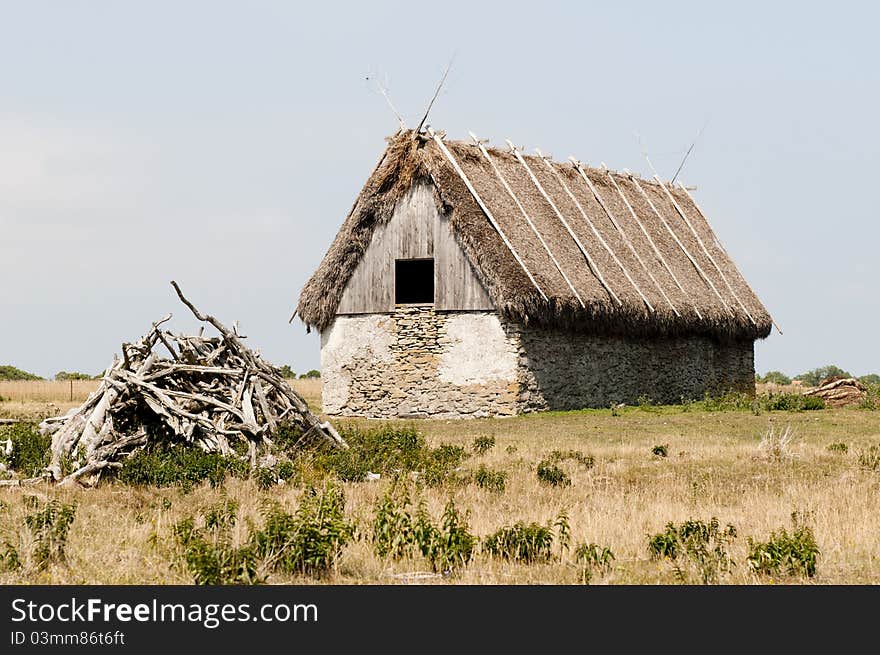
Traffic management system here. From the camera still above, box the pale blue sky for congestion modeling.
[1,1,877,379]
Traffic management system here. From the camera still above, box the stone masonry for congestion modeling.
[320,307,755,418]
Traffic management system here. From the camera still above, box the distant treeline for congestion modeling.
[758,365,880,387]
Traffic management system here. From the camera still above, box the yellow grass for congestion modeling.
[2,393,879,585]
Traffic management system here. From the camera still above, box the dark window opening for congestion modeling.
[395,258,434,304]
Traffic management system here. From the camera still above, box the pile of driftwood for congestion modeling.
[34,282,345,487]
[805,377,869,408]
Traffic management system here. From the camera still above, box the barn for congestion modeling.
[294,128,773,419]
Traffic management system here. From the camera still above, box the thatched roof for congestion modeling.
[295,129,773,341]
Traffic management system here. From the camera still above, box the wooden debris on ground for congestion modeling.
[804,377,868,408]
[30,281,345,487]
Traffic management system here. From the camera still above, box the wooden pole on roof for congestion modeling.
[602,168,683,318]
[551,157,653,312]
[628,176,735,317]
[489,140,585,307]
[654,177,757,326]
[676,183,783,335]
[427,127,548,301]
[532,150,621,306]
[571,159,658,313]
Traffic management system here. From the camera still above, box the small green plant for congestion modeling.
[484,522,555,563]
[536,460,571,487]
[574,542,615,583]
[2,423,51,477]
[826,442,848,454]
[483,514,570,564]
[117,445,248,491]
[652,444,669,458]
[473,465,507,493]
[23,498,78,570]
[255,460,299,490]
[472,435,495,455]
[647,517,738,584]
[251,483,355,577]
[412,500,476,574]
[548,450,594,468]
[858,445,880,471]
[173,509,259,585]
[505,444,518,455]
[372,489,416,560]
[610,403,623,417]
[637,395,660,413]
[747,512,819,578]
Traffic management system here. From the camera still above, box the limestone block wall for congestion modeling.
[511,324,755,412]
[319,307,755,418]
[320,306,520,418]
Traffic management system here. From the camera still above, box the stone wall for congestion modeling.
[512,324,755,412]
[320,308,755,418]
[320,306,520,419]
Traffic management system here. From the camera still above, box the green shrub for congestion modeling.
[372,490,416,560]
[2,423,50,477]
[313,426,466,485]
[859,374,880,386]
[54,371,93,381]
[0,365,42,381]
[574,542,615,583]
[747,514,819,578]
[412,500,476,574]
[794,365,851,387]
[472,435,495,455]
[652,444,669,458]
[117,445,248,491]
[173,503,260,585]
[760,371,792,385]
[473,465,507,493]
[826,442,848,454]
[23,498,78,570]
[647,517,737,584]
[298,370,321,379]
[483,514,570,564]
[548,450,594,468]
[536,461,571,487]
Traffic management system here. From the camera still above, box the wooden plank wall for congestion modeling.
[336,183,493,314]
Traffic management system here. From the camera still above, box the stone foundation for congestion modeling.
[319,307,755,418]
[512,324,754,412]
[320,306,520,418]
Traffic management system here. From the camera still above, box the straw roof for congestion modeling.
[295,130,772,341]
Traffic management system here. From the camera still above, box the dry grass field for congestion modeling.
[1,379,878,585]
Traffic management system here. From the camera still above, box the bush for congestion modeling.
[826,442,848,454]
[0,365,42,381]
[412,500,476,574]
[251,483,354,577]
[536,461,571,487]
[483,514,570,564]
[314,426,467,486]
[548,450,594,468]
[858,374,880,386]
[54,371,93,381]
[298,370,321,379]
[473,465,507,493]
[118,445,248,491]
[23,498,78,570]
[652,444,669,458]
[760,371,792,385]
[372,490,417,560]
[2,423,50,477]
[574,542,615,583]
[277,365,296,379]
[794,365,851,387]
[472,435,495,455]
[484,522,555,563]
[647,517,738,584]
[747,513,819,578]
